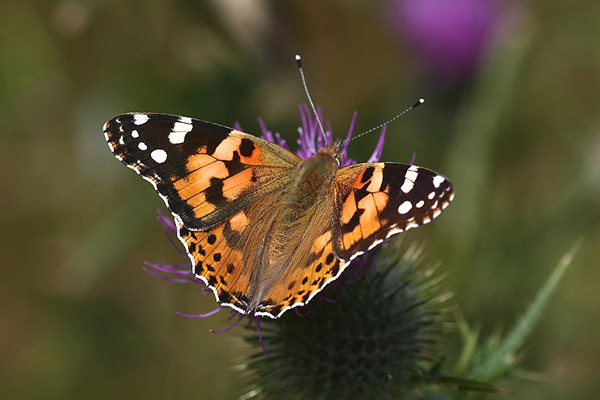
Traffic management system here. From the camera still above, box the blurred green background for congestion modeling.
[2,1,599,399]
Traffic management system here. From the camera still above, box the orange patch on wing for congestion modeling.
[222,168,254,200]
[212,137,241,160]
[341,191,357,224]
[352,171,367,189]
[352,223,363,246]
[229,210,249,231]
[312,231,332,253]
[357,194,382,237]
[343,231,354,250]
[372,191,389,213]
[343,221,364,250]
[184,153,214,172]
[366,168,383,193]
[191,196,217,217]
[173,160,229,201]
[239,147,261,164]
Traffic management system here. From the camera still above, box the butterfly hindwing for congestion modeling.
[104,113,301,230]
[332,163,453,260]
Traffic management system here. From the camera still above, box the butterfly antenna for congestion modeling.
[343,98,425,145]
[296,55,328,144]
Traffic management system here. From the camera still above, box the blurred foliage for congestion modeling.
[1,0,599,399]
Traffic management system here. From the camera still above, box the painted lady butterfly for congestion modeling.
[103,113,453,318]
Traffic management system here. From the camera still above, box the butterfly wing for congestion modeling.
[177,192,283,315]
[104,113,301,230]
[332,163,453,260]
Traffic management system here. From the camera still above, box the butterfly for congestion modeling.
[103,112,453,318]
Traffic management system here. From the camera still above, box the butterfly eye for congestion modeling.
[334,154,342,166]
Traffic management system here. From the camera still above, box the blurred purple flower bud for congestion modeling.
[387,0,503,85]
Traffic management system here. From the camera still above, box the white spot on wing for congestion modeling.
[428,191,436,200]
[401,180,414,193]
[406,221,419,230]
[398,200,413,214]
[401,165,419,193]
[173,121,193,133]
[368,239,384,251]
[416,200,424,208]
[169,131,188,144]
[131,130,139,138]
[133,114,149,125]
[151,149,167,163]
[433,175,445,188]
[138,142,147,151]
[386,227,404,239]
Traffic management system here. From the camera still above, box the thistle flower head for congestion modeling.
[242,243,451,399]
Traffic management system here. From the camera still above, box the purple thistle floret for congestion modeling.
[144,106,387,344]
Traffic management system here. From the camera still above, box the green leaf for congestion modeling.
[472,239,581,381]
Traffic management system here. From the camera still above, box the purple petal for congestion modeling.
[367,125,387,163]
[163,229,187,257]
[318,282,346,304]
[341,111,358,165]
[274,132,289,149]
[294,307,311,317]
[255,318,269,356]
[157,210,176,234]
[177,307,225,318]
[258,118,274,142]
[142,267,196,284]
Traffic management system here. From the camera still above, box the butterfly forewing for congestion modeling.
[104,113,300,230]
[332,162,453,260]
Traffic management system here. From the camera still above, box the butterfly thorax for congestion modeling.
[291,146,340,194]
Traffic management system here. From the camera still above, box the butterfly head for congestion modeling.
[298,146,341,185]
[319,143,343,167]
